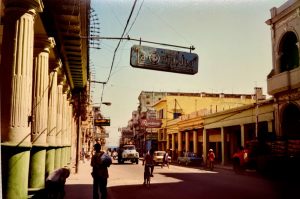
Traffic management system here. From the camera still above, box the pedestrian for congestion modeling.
[163,151,169,168]
[91,143,111,199]
[45,167,70,199]
[207,149,215,170]
[81,148,86,163]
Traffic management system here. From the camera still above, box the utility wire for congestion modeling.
[105,0,138,84]
[98,0,138,107]
[125,0,145,36]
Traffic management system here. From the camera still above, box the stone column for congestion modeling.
[171,133,175,160]
[0,1,43,198]
[185,131,189,152]
[267,120,273,133]
[46,59,60,176]
[178,131,182,156]
[67,103,73,165]
[55,78,64,169]
[221,127,225,165]
[240,124,245,147]
[193,130,198,155]
[202,129,207,163]
[29,36,54,192]
[166,133,170,150]
[61,88,69,167]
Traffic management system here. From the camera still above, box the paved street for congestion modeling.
[65,159,299,199]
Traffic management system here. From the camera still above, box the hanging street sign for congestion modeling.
[140,119,162,128]
[94,118,110,126]
[130,45,198,75]
[95,133,109,138]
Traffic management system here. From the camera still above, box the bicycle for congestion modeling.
[144,164,152,188]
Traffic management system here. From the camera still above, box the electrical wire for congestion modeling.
[105,0,138,84]
[125,0,145,36]
[98,0,138,107]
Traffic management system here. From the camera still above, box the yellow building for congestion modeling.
[153,91,259,158]
[155,96,273,165]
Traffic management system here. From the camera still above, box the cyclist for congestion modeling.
[143,149,154,185]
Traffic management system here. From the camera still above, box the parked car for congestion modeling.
[177,152,202,166]
[153,151,171,166]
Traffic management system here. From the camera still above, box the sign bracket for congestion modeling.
[81,35,195,51]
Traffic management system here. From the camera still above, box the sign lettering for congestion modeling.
[130,45,198,75]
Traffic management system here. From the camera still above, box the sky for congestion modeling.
[89,0,287,147]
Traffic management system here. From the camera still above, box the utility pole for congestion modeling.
[255,87,259,139]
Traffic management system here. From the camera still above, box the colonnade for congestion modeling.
[163,120,273,165]
[1,1,76,198]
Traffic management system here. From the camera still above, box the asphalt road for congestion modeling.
[65,159,299,199]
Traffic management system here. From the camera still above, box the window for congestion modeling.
[158,109,164,119]
[173,112,182,119]
[279,31,299,72]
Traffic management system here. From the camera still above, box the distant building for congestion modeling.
[153,90,259,155]
[134,90,259,153]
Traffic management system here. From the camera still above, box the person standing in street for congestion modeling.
[91,143,109,199]
[163,150,170,168]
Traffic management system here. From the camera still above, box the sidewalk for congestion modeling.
[64,160,93,199]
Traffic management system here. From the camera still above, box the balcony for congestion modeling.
[267,67,300,95]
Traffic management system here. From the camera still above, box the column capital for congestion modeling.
[4,0,44,13]
[63,85,70,94]
[49,59,62,73]
[34,36,55,55]
[58,74,67,86]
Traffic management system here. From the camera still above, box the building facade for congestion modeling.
[1,0,91,198]
[129,91,258,155]
[266,0,300,141]
[153,91,262,161]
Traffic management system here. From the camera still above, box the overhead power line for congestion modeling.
[106,0,138,84]
[93,0,138,108]
[125,0,145,36]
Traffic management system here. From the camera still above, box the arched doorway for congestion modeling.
[279,31,299,72]
[281,103,300,139]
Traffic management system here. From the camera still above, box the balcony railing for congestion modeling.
[267,67,300,95]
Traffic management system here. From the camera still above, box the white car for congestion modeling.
[118,145,139,164]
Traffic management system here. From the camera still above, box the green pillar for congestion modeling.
[46,147,56,176]
[67,146,72,164]
[1,0,43,198]
[29,36,54,194]
[61,147,67,167]
[55,148,62,169]
[46,61,60,176]
[2,146,31,199]
[29,147,46,189]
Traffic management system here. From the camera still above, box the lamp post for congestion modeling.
[91,102,111,149]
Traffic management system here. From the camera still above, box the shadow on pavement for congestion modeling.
[64,184,93,199]
[107,171,298,199]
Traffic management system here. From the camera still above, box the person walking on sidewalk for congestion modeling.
[91,143,111,199]
[207,149,215,170]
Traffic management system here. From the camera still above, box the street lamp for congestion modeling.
[91,102,112,106]
[102,102,112,106]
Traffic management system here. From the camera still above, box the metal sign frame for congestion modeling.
[94,118,110,126]
[130,45,198,75]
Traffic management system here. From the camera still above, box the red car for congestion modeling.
[232,142,259,173]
